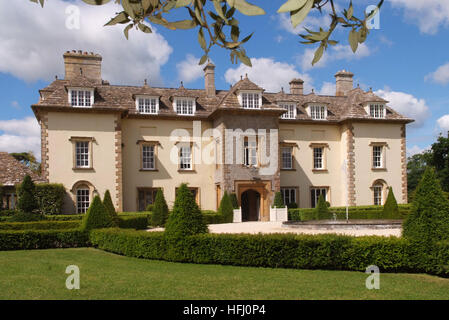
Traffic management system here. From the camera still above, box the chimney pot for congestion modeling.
[203,62,216,97]
[334,70,354,96]
[63,50,103,84]
[289,78,304,95]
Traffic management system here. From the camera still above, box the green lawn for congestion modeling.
[0,248,449,300]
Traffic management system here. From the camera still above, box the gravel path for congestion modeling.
[148,221,402,237]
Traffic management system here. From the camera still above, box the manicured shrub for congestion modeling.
[10,211,44,222]
[0,229,89,251]
[164,183,208,240]
[287,202,298,209]
[16,175,38,214]
[80,195,112,231]
[202,211,223,224]
[230,193,239,209]
[44,214,84,221]
[315,194,330,220]
[218,191,234,223]
[151,189,169,227]
[0,209,18,217]
[146,204,154,212]
[273,192,285,208]
[117,215,149,230]
[35,183,66,215]
[103,190,119,227]
[382,187,399,219]
[0,220,80,230]
[403,167,449,245]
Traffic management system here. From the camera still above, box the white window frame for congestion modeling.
[279,102,297,119]
[373,185,383,205]
[136,96,159,114]
[179,145,192,170]
[243,138,258,166]
[238,91,262,109]
[308,105,327,120]
[367,104,386,119]
[174,98,196,115]
[76,188,90,214]
[313,147,324,170]
[68,88,94,107]
[372,145,383,169]
[281,187,297,206]
[75,141,90,168]
[281,146,293,169]
[310,187,328,208]
[142,144,156,170]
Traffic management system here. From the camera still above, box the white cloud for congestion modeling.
[0,117,41,159]
[318,82,335,96]
[437,114,449,133]
[0,0,172,85]
[278,11,331,35]
[176,54,205,84]
[297,44,371,71]
[224,58,313,93]
[425,62,449,85]
[407,145,428,157]
[389,0,449,34]
[11,101,20,109]
[375,89,430,128]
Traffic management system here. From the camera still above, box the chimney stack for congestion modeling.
[203,62,216,97]
[63,50,102,84]
[289,78,304,95]
[334,70,354,96]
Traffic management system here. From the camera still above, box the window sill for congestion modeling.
[281,168,296,171]
[312,169,328,173]
[72,167,94,171]
[178,169,196,173]
[371,167,387,171]
[140,169,158,172]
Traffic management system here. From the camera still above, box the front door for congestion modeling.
[241,189,260,221]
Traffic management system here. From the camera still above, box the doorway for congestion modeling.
[241,189,260,221]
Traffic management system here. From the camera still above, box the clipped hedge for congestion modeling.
[0,220,80,230]
[88,228,449,276]
[35,184,66,215]
[289,204,411,221]
[117,215,149,230]
[44,214,84,221]
[0,229,89,251]
[0,209,17,217]
[202,211,223,224]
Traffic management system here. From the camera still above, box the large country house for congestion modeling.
[31,50,413,220]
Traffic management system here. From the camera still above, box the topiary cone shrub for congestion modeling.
[151,189,169,227]
[382,187,399,219]
[403,167,449,246]
[315,194,330,220]
[218,191,233,223]
[230,193,239,209]
[16,175,38,214]
[103,190,119,227]
[80,195,113,231]
[273,191,285,208]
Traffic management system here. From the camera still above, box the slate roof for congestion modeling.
[0,152,46,186]
[33,74,414,124]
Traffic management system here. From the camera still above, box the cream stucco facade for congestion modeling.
[32,51,413,218]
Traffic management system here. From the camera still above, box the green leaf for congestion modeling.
[225,6,236,18]
[30,0,45,8]
[104,12,130,26]
[358,27,368,43]
[213,0,228,22]
[290,0,313,28]
[82,0,111,4]
[349,29,358,53]
[175,0,192,8]
[138,23,152,33]
[328,40,338,45]
[142,0,152,11]
[198,28,207,50]
[199,54,208,65]
[346,1,354,20]
[225,0,265,16]
[241,32,253,43]
[166,19,197,29]
[235,50,252,66]
[123,24,133,40]
[231,26,240,42]
[312,45,324,65]
[122,0,136,19]
[277,0,307,14]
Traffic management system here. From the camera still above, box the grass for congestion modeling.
[0,248,449,300]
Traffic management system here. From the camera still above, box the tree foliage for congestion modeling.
[151,188,169,226]
[16,175,38,213]
[218,191,234,223]
[273,191,285,208]
[164,183,208,239]
[382,187,399,219]
[403,167,449,245]
[229,193,239,209]
[30,0,383,67]
[103,190,119,226]
[10,152,41,174]
[81,195,113,231]
[314,194,329,220]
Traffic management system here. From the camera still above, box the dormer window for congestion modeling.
[309,105,327,120]
[174,98,195,115]
[239,92,261,109]
[136,96,158,114]
[369,104,386,118]
[279,102,297,119]
[69,88,94,107]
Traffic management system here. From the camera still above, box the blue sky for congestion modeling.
[1,0,449,160]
